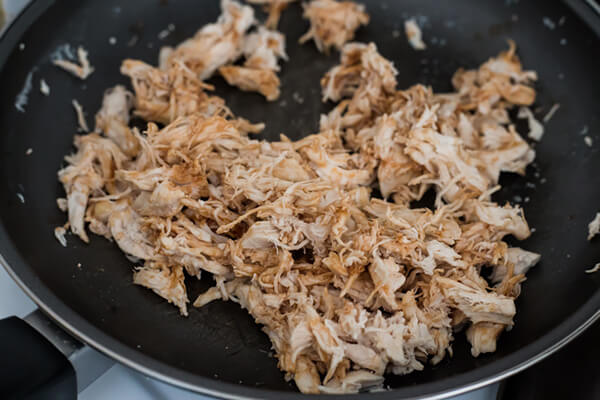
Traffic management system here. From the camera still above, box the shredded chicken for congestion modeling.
[299,0,369,53]
[586,263,600,274]
[164,0,255,80]
[133,262,189,315]
[518,106,544,141]
[247,0,297,29]
[72,99,89,132]
[121,58,230,124]
[220,66,281,100]
[321,41,535,206]
[219,26,287,100]
[54,226,67,247]
[53,46,94,80]
[588,212,600,240]
[56,9,542,393]
[405,19,426,50]
[94,85,139,157]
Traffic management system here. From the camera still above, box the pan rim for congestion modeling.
[1,1,599,399]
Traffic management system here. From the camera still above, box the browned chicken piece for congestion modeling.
[95,85,140,157]
[121,59,229,124]
[220,65,281,101]
[57,14,541,392]
[247,0,297,29]
[165,0,255,80]
[299,0,369,53]
[58,134,128,242]
[219,26,287,100]
[242,26,287,71]
[321,41,537,205]
[133,262,189,316]
[452,40,537,109]
[321,42,397,127]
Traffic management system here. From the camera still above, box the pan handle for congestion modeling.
[0,309,114,398]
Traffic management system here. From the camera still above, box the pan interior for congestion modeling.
[0,0,598,395]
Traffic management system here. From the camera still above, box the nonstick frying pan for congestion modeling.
[0,0,599,398]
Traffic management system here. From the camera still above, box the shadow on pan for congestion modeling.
[0,0,598,398]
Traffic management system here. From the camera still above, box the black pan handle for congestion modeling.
[0,310,114,399]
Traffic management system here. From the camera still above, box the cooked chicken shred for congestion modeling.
[164,0,255,80]
[247,0,297,29]
[219,26,288,100]
[586,263,600,274]
[72,99,89,132]
[53,46,94,80]
[56,2,542,393]
[404,19,426,50]
[299,0,369,53]
[518,106,544,141]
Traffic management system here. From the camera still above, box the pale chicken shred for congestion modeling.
[246,0,297,29]
[57,4,542,393]
[53,46,95,80]
[404,19,426,50]
[159,0,288,100]
[164,0,255,80]
[219,26,288,100]
[299,0,369,53]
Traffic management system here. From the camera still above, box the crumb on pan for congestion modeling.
[405,18,426,50]
[40,79,50,96]
[72,99,89,132]
[543,103,560,123]
[518,106,544,141]
[219,66,281,100]
[219,26,287,100]
[54,226,67,247]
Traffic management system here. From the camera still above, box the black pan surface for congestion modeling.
[0,0,599,398]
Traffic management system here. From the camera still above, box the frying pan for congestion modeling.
[0,0,599,398]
